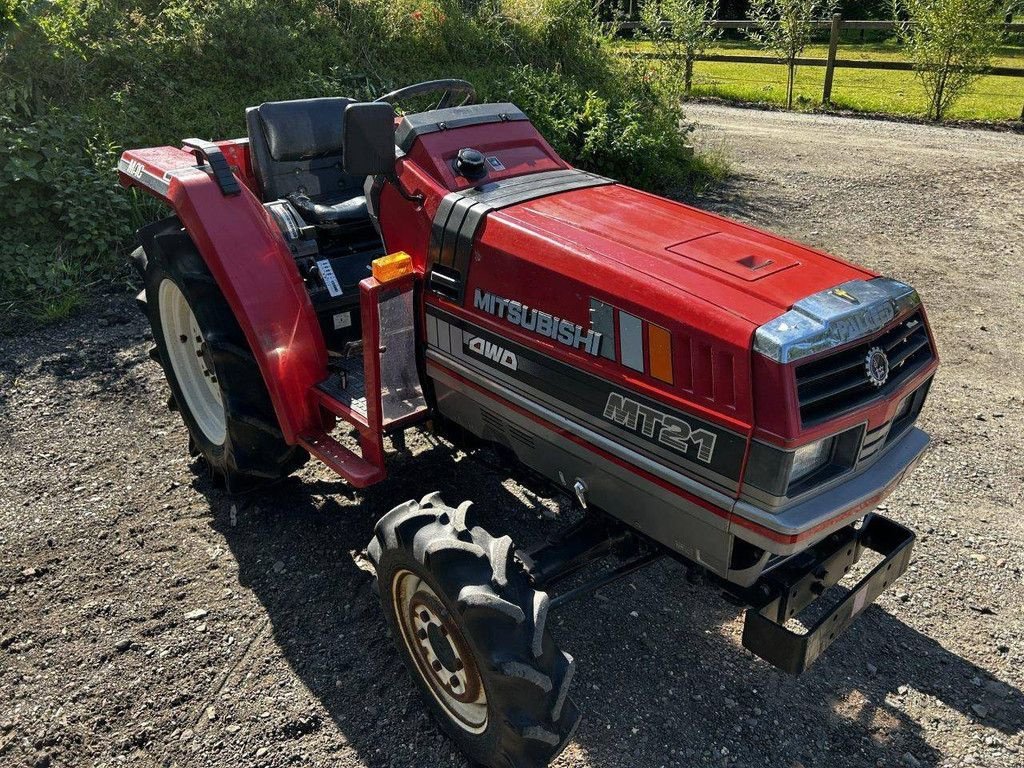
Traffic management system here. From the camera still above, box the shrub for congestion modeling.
[893,0,1009,121]
[639,0,721,95]
[747,0,838,108]
[0,0,711,326]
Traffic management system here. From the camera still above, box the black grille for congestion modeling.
[796,312,933,425]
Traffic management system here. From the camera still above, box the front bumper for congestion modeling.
[740,514,915,674]
[732,426,929,555]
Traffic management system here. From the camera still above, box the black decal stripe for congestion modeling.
[429,193,462,267]
[426,308,746,489]
[454,202,489,278]
[426,169,613,304]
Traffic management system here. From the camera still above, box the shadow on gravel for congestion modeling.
[0,296,151,445]
[191,439,1024,768]
[682,174,779,227]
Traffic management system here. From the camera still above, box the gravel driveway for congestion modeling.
[2,105,1023,768]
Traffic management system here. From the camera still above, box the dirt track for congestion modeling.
[2,104,1024,768]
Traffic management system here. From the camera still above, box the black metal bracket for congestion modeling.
[548,551,662,611]
[740,514,916,675]
[517,511,661,610]
[518,512,634,589]
[182,138,241,196]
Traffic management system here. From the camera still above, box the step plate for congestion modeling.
[298,432,383,488]
[318,356,367,418]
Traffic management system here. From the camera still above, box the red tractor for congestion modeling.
[119,80,938,767]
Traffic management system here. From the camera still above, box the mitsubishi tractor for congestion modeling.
[119,80,939,767]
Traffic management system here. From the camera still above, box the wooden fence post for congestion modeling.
[822,13,842,106]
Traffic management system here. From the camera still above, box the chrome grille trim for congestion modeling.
[754,277,921,364]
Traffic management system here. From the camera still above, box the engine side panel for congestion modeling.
[427,357,735,578]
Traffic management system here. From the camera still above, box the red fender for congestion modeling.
[119,144,328,444]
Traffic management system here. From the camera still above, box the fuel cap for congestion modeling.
[455,147,486,178]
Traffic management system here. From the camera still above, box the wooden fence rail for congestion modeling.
[618,15,1024,113]
[614,19,1024,33]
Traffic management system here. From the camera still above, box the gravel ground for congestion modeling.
[2,105,1023,768]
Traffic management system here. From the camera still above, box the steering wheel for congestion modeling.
[375,79,477,112]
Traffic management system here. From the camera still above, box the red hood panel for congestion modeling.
[497,183,872,327]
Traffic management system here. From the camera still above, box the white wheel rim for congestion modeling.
[392,569,488,733]
[158,279,227,446]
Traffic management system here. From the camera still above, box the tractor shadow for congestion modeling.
[202,436,1024,768]
[0,291,158,442]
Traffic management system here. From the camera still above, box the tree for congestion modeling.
[640,0,721,95]
[893,0,1007,121]
[746,0,837,108]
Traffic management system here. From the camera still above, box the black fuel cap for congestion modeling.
[455,147,486,178]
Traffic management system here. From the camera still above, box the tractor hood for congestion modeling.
[492,181,873,329]
[394,103,871,332]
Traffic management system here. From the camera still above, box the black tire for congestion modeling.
[368,493,580,768]
[140,226,307,492]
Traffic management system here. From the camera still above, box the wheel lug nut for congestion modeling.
[179,334,188,343]
[431,660,443,672]
[449,676,459,688]
[417,628,427,640]
[419,611,430,623]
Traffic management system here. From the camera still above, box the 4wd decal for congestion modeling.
[603,393,718,463]
[466,336,518,371]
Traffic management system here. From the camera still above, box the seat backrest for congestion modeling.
[246,97,365,201]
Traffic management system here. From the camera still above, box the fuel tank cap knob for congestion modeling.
[455,147,486,178]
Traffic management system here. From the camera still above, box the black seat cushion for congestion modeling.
[246,97,370,229]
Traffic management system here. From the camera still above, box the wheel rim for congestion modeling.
[158,279,227,446]
[392,569,488,733]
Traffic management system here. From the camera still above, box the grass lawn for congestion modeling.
[613,39,1024,121]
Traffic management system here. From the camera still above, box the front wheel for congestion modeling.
[367,494,580,768]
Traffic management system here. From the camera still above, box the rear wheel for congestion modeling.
[140,226,306,491]
[368,494,580,768]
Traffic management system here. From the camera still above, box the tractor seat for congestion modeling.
[246,97,370,230]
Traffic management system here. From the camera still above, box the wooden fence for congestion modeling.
[617,16,1024,115]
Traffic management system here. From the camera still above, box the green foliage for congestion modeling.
[0,109,133,326]
[0,0,709,327]
[747,0,838,107]
[893,0,1007,120]
[640,0,721,93]
[496,64,703,191]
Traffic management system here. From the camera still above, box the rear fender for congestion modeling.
[120,146,328,444]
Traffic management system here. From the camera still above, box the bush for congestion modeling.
[0,0,712,326]
[893,0,1009,121]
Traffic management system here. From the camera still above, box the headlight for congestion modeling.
[743,427,861,503]
[789,437,835,484]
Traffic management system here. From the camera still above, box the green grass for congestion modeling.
[614,38,1024,121]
